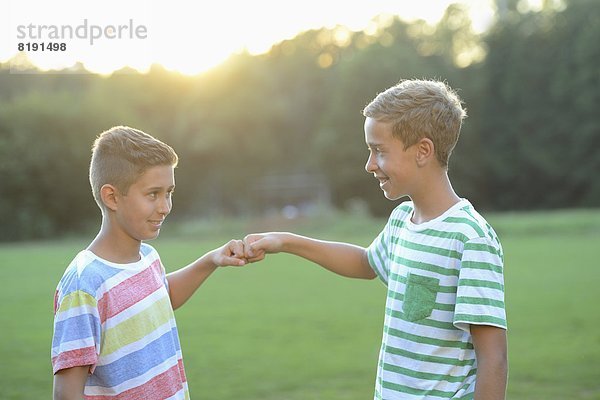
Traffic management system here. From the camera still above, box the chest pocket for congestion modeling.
[403,273,440,322]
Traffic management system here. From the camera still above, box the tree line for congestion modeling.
[0,0,598,241]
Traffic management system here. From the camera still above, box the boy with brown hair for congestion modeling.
[244,79,508,399]
[52,126,246,399]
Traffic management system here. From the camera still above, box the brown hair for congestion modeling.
[363,79,467,167]
[89,126,178,210]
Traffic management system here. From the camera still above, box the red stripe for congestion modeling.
[86,363,186,400]
[52,346,97,374]
[177,358,187,383]
[97,260,164,323]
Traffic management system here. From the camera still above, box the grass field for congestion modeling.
[0,210,599,399]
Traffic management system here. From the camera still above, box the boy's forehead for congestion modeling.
[135,165,175,187]
[365,118,394,142]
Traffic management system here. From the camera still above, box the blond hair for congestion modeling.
[89,126,178,210]
[363,79,467,167]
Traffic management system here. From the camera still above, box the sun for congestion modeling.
[2,0,495,76]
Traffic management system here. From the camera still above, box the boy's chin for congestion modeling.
[142,230,161,241]
[383,191,406,201]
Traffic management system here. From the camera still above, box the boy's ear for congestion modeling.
[415,138,435,167]
[100,184,119,211]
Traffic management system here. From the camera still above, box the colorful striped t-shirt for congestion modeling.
[52,243,190,399]
[367,199,506,400]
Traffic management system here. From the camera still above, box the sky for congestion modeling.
[2,0,502,75]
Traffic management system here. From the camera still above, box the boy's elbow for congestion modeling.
[359,251,376,280]
[362,269,377,280]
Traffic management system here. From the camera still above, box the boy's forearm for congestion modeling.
[166,253,218,310]
[472,325,508,400]
[53,366,88,400]
[278,233,376,279]
[474,357,508,400]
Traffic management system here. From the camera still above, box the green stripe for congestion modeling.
[384,341,475,367]
[386,326,474,350]
[458,278,504,291]
[390,218,406,229]
[389,204,412,228]
[383,362,476,383]
[464,242,501,257]
[57,290,97,313]
[461,260,503,274]
[385,307,456,330]
[459,392,474,400]
[445,216,486,237]
[379,235,389,256]
[367,250,376,269]
[415,228,470,243]
[391,255,460,276]
[457,296,505,308]
[381,380,456,398]
[389,272,457,293]
[373,245,388,280]
[391,236,462,260]
[388,289,456,312]
[454,314,507,328]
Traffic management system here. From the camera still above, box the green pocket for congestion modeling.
[403,273,440,322]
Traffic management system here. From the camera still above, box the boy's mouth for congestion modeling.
[375,176,389,187]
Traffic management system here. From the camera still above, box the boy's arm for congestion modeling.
[53,366,89,400]
[166,239,246,310]
[471,325,508,400]
[244,232,376,279]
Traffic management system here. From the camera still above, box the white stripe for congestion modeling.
[380,363,474,394]
[96,319,176,366]
[85,354,180,395]
[54,303,98,323]
[459,285,504,302]
[455,303,506,319]
[164,386,188,400]
[102,285,168,329]
[52,337,96,356]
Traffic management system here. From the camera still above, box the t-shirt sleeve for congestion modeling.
[366,224,391,285]
[51,289,101,374]
[454,237,507,332]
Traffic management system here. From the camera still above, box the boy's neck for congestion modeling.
[410,170,461,225]
[88,220,142,264]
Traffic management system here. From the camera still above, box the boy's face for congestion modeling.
[364,117,418,201]
[113,165,175,242]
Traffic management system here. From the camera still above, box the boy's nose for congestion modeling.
[365,153,377,173]
[158,198,172,215]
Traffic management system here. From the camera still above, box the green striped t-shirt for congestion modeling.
[367,199,506,399]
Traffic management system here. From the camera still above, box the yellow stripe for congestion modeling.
[102,295,173,356]
[57,290,97,313]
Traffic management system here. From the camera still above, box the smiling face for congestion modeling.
[364,117,418,201]
[112,165,175,243]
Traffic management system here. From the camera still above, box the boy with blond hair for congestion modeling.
[52,126,246,399]
[244,79,508,399]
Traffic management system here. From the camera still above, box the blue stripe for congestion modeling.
[53,313,101,347]
[89,327,180,387]
[58,259,123,295]
[140,243,155,257]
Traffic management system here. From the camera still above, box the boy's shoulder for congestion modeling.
[388,200,415,221]
[448,200,501,244]
[57,243,159,298]
[387,199,500,244]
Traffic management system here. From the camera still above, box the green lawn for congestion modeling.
[0,210,598,399]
